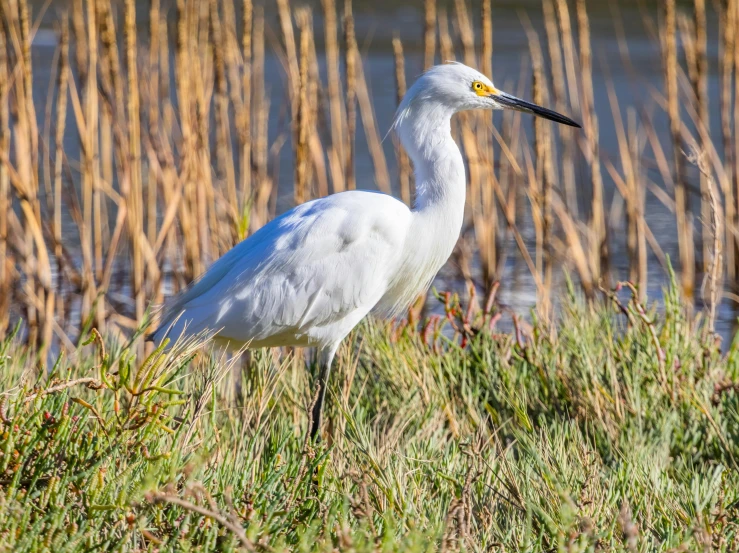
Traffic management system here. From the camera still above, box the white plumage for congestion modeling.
[157,191,412,348]
[152,62,579,439]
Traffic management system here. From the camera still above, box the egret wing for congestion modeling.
[154,192,411,348]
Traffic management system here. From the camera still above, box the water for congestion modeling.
[23,0,738,340]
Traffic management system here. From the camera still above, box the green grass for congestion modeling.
[0,279,738,552]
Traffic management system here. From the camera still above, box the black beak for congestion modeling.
[494,92,581,128]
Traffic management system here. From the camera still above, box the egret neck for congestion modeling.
[395,99,466,276]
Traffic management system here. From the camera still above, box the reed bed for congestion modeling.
[0,0,735,358]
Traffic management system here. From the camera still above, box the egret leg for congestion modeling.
[310,344,338,441]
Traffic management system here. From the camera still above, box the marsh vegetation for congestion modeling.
[1,0,738,550]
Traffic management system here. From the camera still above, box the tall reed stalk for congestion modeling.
[322,0,345,194]
[343,0,357,191]
[392,36,412,206]
[721,0,737,280]
[526,21,555,316]
[0,18,9,332]
[424,0,436,70]
[575,0,607,284]
[664,0,694,297]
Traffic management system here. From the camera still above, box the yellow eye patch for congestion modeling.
[471,80,497,96]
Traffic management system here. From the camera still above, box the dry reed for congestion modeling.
[392,36,412,206]
[664,0,694,297]
[0,0,732,351]
[343,0,357,191]
[575,0,607,284]
[424,0,436,69]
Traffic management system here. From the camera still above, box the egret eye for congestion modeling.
[471,81,488,96]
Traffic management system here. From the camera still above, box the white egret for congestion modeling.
[151,62,580,439]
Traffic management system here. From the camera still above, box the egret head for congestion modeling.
[395,62,580,128]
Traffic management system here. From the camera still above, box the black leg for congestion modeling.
[309,345,337,441]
